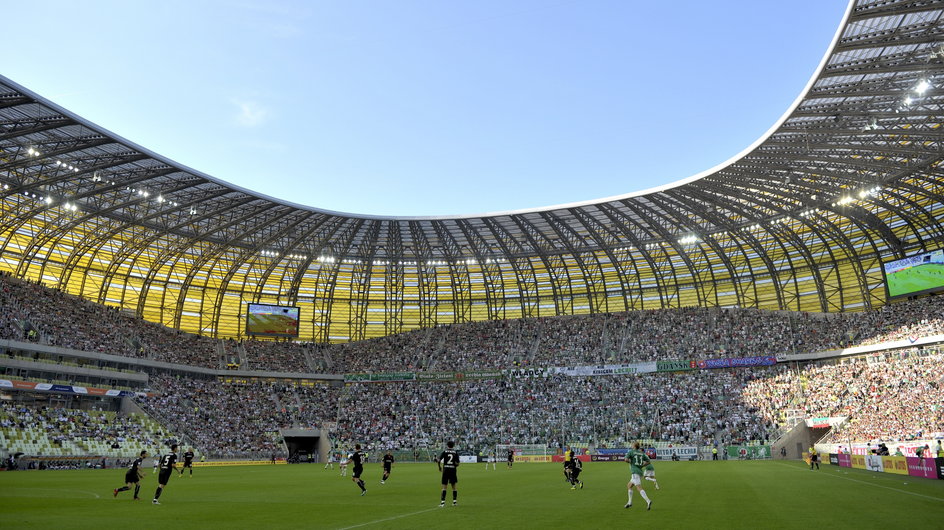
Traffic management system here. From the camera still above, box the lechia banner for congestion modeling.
[506,367,553,378]
[656,360,693,373]
[653,446,698,459]
[552,362,656,377]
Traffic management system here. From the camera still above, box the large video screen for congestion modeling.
[246,303,300,337]
[882,248,944,299]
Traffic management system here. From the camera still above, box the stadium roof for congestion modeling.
[1,0,943,342]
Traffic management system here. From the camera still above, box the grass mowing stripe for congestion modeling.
[774,462,944,503]
[335,507,440,529]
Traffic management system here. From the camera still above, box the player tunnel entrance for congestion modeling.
[281,428,329,463]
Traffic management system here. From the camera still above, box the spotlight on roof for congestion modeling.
[914,78,931,95]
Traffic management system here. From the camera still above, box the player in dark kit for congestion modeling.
[381,451,394,484]
[347,444,367,495]
[563,446,574,483]
[569,456,584,489]
[179,448,195,477]
[438,440,460,507]
[153,444,178,505]
[113,450,148,500]
[507,449,515,468]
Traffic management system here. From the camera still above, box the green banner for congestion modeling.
[462,370,503,380]
[416,370,504,382]
[726,445,771,459]
[344,372,415,383]
[656,360,693,372]
[417,372,459,382]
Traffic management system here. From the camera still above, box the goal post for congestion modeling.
[496,444,551,462]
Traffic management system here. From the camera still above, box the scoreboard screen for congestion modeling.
[246,303,300,337]
[882,248,944,299]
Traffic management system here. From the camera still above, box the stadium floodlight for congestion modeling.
[914,78,930,94]
[903,95,913,106]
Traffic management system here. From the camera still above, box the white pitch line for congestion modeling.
[776,462,944,502]
[336,507,440,529]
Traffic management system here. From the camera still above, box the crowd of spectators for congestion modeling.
[332,367,779,456]
[0,401,164,453]
[2,272,943,459]
[3,351,939,459]
[3,273,944,375]
[0,274,221,368]
[136,374,340,459]
[742,348,944,444]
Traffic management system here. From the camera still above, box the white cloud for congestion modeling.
[231,98,270,127]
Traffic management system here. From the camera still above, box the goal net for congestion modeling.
[496,444,551,462]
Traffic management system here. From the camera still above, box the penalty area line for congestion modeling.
[336,507,440,529]
[775,462,944,502]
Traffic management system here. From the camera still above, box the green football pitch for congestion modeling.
[1,460,942,529]
[886,263,944,297]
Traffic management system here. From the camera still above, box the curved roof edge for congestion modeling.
[2,0,855,222]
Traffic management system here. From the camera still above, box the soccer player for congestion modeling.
[152,444,178,505]
[487,449,497,470]
[569,456,584,490]
[324,451,335,470]
[179,447,195,477]
[347,444,367,495]
[113,450,147,500]
[809,446,819,470]
[438,440,460,507]
[381,451,394,484]
[644,461,660,490]
[624,442,652,510]
[507,449,515,469]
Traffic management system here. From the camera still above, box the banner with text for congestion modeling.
[851,455,866,469]
[906,457,938,479]
[344,372,416,383]
[654,446,699,460]
[694,356,778,370]
[882,456,909,475]
[0,379,148,398]
[507,367,553,379]
[656,360,694,373]
[416,370,503,382]
[552,362,656,378]
[590,454,625,462]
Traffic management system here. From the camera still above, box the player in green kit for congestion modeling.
[643,461,660,490]
[624,442,652,510]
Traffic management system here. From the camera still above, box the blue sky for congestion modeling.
[4,0,849,217]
